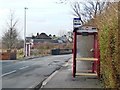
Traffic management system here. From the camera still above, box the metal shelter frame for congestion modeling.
[72,26,100,78]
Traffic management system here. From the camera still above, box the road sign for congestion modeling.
[73,18,81,28]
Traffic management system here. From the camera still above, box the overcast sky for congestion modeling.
[0,0,75,39]
[0,0,117,39]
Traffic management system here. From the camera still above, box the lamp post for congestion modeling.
[24,7,28,57]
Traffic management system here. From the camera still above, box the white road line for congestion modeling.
[41,70,58,88]
[63,63,68,67]
[62,59,72,67]
[1,70,16,77]
[19,66,29,70]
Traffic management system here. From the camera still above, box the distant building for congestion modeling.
[34,32,52,39]
[26,33,58,47]
[56,35,69,43]
[26,32,71,48]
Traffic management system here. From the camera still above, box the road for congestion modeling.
[1,54,71,89]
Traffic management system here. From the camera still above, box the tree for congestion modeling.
[71,2,84,23]
[16,39,24,49]
[2,11,20,50]
[81,0,108,19]
[58,30,73,43]
[58,0,109,23]
[58,30,67,37]
[66,31,73,43]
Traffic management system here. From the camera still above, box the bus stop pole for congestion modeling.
[73,31,77,78]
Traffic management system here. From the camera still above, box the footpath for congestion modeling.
[40,58,103,89]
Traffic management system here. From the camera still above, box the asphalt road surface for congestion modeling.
[1,54,71,89]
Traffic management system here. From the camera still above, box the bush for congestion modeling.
[86,2,120,88]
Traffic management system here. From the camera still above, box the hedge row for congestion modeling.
[87,2,120,88]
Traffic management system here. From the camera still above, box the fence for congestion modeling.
[51,49,72,55]
[0,50,17,60]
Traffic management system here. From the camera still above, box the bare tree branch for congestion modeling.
[2,11,20,50]
[58,0,110,23]
[71,2,84,24]
[71,0,109,22]
[13,20,18,28]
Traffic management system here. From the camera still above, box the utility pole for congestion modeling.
[24,7,28,57]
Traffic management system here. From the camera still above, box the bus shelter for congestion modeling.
[72,26,100,78]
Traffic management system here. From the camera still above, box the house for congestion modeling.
[26,32,71,48]
[26,33,58,47]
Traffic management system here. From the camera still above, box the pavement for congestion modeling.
[40,58,103,89]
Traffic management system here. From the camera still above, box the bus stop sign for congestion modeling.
[73,18,81,28]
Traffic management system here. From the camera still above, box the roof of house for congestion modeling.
[26,33,52,43]
[26,33,69,44]
[36,33,52,39]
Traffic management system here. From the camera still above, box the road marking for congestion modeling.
[19,66,29,70]
[63,62,69,67]
[41,71,58,88]
[62,59,72,67]
[1,70,16,77]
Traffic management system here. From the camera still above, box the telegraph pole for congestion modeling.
[24,7,28,57]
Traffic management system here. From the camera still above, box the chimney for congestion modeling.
[37,33,39,36]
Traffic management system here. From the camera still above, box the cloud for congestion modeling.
[0,8,9,16]
[0,0,73,38]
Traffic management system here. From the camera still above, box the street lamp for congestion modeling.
[24,7,28,57]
